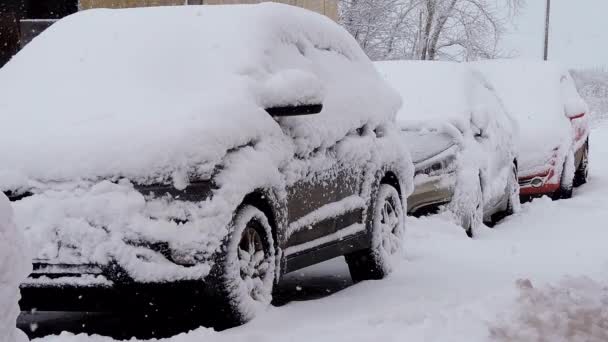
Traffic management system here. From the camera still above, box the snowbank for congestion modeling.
[0,3,399,190]
[491,277,608,342]
[472,60,589,177]
[0,193,30,342]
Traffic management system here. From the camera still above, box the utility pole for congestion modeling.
[543,0,551,60]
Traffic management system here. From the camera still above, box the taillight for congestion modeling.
[568,112,585,121]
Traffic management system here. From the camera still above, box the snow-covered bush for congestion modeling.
[0,193,30,342]
[491,277,608,342]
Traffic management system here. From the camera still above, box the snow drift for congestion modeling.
[491,277,608,342]
[0,193,30,342]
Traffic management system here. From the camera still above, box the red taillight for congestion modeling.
[568,112,585,121]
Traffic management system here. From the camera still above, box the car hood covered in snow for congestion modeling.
[0,3,399,191]
[471,60,589,175]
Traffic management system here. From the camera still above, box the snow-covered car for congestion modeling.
[472,61,590,200]
[0,4,412,325]
[376,61,519,235]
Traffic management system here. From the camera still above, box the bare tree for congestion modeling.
[340,0,524,61]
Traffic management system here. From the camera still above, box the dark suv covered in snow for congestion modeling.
[1,4,412,326]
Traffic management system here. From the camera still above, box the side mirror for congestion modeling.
[265,104,323,117]
[260,70,324,117]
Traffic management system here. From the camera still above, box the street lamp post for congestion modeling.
[543,0,550,60]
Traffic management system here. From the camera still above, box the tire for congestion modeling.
[346,184,405,282]
[462,178,483,238]
[554,151,575,200]
[573,140,589,187]
[496,163,521,220]
[208,205,276,326]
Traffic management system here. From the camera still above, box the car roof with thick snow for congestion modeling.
[0,3,400,191]
[471,60,588,171]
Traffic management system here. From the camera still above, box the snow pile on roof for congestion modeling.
[0,193,31,342]
[0,3,399,191]
[490,277,608,342]
[471,60,588,173]
[374,61,490,134]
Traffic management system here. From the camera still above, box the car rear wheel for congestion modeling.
[209,205,276,326]
[346,184,405,282]
[463,178,483,238]
[554,151,575,200]
[573,140,589,187]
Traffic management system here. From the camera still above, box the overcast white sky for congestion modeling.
[501,0,608,69]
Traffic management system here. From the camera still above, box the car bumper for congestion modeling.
[20,263,213,312]
[518,169,559,196]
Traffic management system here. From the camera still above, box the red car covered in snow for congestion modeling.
[473,60,590,200]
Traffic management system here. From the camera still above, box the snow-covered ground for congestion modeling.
[33,122,608,341]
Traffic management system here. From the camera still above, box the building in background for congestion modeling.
[78,0,337,19]
[0,0,338,67]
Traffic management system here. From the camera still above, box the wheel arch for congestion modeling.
[240,190,281,249]
[239,188,290,280]
[380,171,403,200]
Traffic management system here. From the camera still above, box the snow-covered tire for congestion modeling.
[506,163,521,214]
[492,163,520,223]
[208,205,276,326]
[554,151,575,200]
[573,140,589,187]
[462,177,483,238]
[346,184,405,282]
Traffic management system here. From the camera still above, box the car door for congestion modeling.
[470,74,516,215]
[281,127,367,264]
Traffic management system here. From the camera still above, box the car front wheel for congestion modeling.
[462,177,483,238]
[346,184,405,282]
[209,205,276,326]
